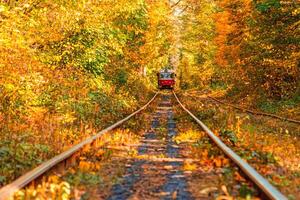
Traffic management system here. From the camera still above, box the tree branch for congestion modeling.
[171,0,183,8]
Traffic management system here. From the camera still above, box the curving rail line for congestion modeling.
[173,91,287,200]
[207,96,300,124]
[185,92,300,124]
[0,92,158,200]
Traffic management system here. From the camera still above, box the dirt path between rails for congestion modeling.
[108,94,192,199]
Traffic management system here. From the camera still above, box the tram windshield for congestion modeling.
[159,73,174,79]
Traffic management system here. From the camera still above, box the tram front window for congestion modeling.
[160,73,172,78]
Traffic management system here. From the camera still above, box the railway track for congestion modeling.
[0,91,287,200]
[184,92,300,124]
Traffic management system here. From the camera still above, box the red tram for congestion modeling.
[157,69,176,89]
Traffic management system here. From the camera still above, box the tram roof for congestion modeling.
[159,69,175,73]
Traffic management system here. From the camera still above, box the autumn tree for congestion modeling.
[213,0,299,100]
[174,0,217,89]
[0,0,175,185]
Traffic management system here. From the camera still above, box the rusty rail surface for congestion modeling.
[173,91,287,200]
[0,92,158,200]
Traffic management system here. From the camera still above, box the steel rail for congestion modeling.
[207,95,300,124]
[173,91,287,200]
[0,92,158,200]
[185,92,300,124]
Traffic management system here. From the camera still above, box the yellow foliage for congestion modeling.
[183,161,197,171]
[175,129,205,143]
